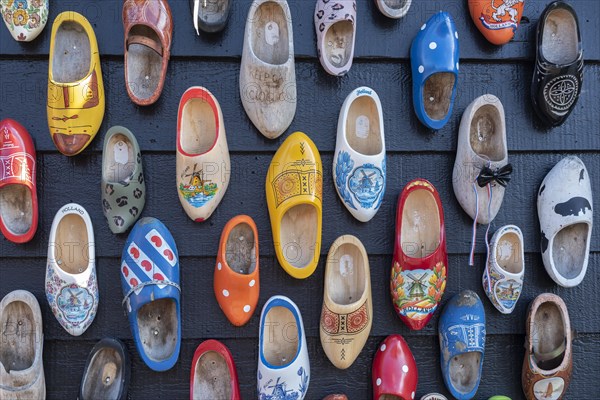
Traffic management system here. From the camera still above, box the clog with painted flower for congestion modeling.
[190,340,241,400]
[468,0,525,45]
[372,334,418,400]
[266,132,322,279]
[0,0,48,42]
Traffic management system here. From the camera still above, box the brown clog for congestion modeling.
[123,0,173,106]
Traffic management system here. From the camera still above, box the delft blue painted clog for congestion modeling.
[120,217,181,372]
[438,290,485,400]
[411,12,459,130]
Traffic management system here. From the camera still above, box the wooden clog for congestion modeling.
[372,334,418,400]
[177,87,230,222]
[0,290,45,400]
[266,132,322,279]
[375,0,411,19]
[240,0,296,139]
[214,215,259,327]
[320,235,372,369]
[190,340,240,400]
[323,395,348,400]
[421,394,448,400]
[47,11,105,156]
[314,0,356,76]
[102,126,146,234]
[391,179,447,330]
[0,0,48,41]
[0,119,38,243]
[79,338,130,400]
[522,293,572,400]
[45,203,98,336]
[123,0,172,106]
[468,0,525,45]
[191,0,231,34]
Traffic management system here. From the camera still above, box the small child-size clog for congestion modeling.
[391,179,447,330]
[120,217,181,371]
[372,334,418,400]
[314,0,356,76]
[258,296,310,399]
[78,338,130,400]
[421,394,448,400]
[468,0,525,45]
[537,156,592,287]
[102,126,146,234]
[214,215,259,327]
[411,12,459,130]
[0,0,48,42]
[266,132,323,279]
[191,0,231,34]
[375,0,411,19]
[0,119,38,243]
[333,87,386,222]
[482,225,524,314]
[190,340,241,400]
[439,290,485,400]
[177,87,230,222]
[45,203,98,336]
[47,11,104,156]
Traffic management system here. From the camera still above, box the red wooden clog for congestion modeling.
[372,334,418,400]
[190,340,240,400]
[0,119,38,243]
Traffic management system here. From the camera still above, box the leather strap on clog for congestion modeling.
[534,339,566,363]
[126,35,163,56]
[122,279,180,308]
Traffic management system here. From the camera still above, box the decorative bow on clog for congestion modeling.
[477,164,513,188]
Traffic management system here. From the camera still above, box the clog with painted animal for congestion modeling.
[190,340,241,400]
[372,334,418,400]
[375,0,411,19]
[468,0,525,45]
[190,0,231,34]
[314,0,356,76]
[0,0,48,42]
[78,338,130,400]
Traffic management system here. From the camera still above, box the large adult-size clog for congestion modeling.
[372,334,418,400]
[375,0,411,19]
[79,338,130,400]
[468,0,525,45]
[266,132,323,279]
[190,340,241,400]
[314,0,356,76]
[47,11,104,156]
[0,0,48,42]
[391,179,447,330]
[190,0,231,34]
[0,119,38,243]
[333,87,386,222]
[120,217,181,371]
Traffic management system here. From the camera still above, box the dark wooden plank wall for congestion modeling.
[0,0,599,399]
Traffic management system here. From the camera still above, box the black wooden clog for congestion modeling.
[78,338,130,400]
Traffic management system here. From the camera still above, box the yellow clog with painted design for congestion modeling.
[266,132,322,279]
[47,11,104,156]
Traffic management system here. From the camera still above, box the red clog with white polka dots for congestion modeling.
[372,334,418,400]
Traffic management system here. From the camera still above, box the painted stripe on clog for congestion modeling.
[121,261,144,295]
[145,229,177,267]
[127,241,154,279]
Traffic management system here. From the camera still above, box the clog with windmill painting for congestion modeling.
[314,0,356,76]
[0,0,48,42]
[468,0,525,45]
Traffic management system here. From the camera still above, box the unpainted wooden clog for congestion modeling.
[375,0,411,19]
[190,0,231,34]
[372,334,418,400]
[314,0,356,76]
[79,338,130,400]
[190,340,240,400]
[0,0,48,42]
[468,0,525,45]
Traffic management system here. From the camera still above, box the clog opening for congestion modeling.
[0,184,33,235]
[328,243,366,305]
[262,306,298,367]
[198,0,230,25]
[251,1,289,65]
[542,8,578,65]
[137,298,178,363]
[423,72,455,121]
[324,21,354,71]
[181,97,218,155]
[532,302,565,370]
[496,231,523,274]
[103,133,135,183]
[193,351,232,399]
[469,104,505,162]
[126,25,163,102]
[401,189,440,258]
[382,0,409,11]
[81,347,123,400]
[52,20,91,83]
[552,223,588,280]
[0,300,35,373]
[280,204,318,269]
[449,352,481,395]
[346,96,382,156]
[226,222,257,274]
[55,213,90,274]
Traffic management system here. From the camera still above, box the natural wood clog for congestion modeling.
[190,340,240,400]
[522,293,572,400]
[0,290,45,400]
[0,119,38,244]
[240,0,296,139]
[266,132,322,279]
[320,235,372,369]
[79,338,130,400]
[314,0,356,76]
[468,0,525,45]
[47,11,105,156]
[45,203,98,336]
[190,0,231,34]
[0,0,48,41]
[214,215,259,326]
[372,334,418,400]
[375,0,411,19]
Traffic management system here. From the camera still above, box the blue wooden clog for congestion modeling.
[120,217,181,372]
[438,290,485,400]
[411,12,459,130]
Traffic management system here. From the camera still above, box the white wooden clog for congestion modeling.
[314,0,356,76]
[0,0,48,42]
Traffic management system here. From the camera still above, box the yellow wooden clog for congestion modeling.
[47,11,105,156]
[266,132,322,279]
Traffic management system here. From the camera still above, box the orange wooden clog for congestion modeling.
[468,0,525,45]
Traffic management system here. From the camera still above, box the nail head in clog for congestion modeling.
[0,0,48,42]
[411,12,459,130]
[47,11,104,156]
[79,338,130,400]
[0,290,45,400]
[468,0,525,45]
[120,217,181,371]
[45,203,98,336]
[214,215,260,326]
[314,0,356,76]
[537,156,592,287]
[240,0,296,139]
[258,296,310,400]
[102,126,146,234]
[482,225,524,314]
[531,1,583,127]
[421,394,448,400]
[439,290,485,400]
[190,340,241,400]
[0,119,38,243]
[375,0,411,19]
[391,179,447,330]
[190,0,231,34]
[372,334,418,400]
[266,132,323,279]
[333,87,386,222]
[522,293,572,400]
[177,87,230,222]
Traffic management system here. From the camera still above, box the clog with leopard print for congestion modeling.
[468,0,525,45]
[314,0,356,76]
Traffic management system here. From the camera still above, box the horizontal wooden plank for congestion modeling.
[1,0,599,61]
